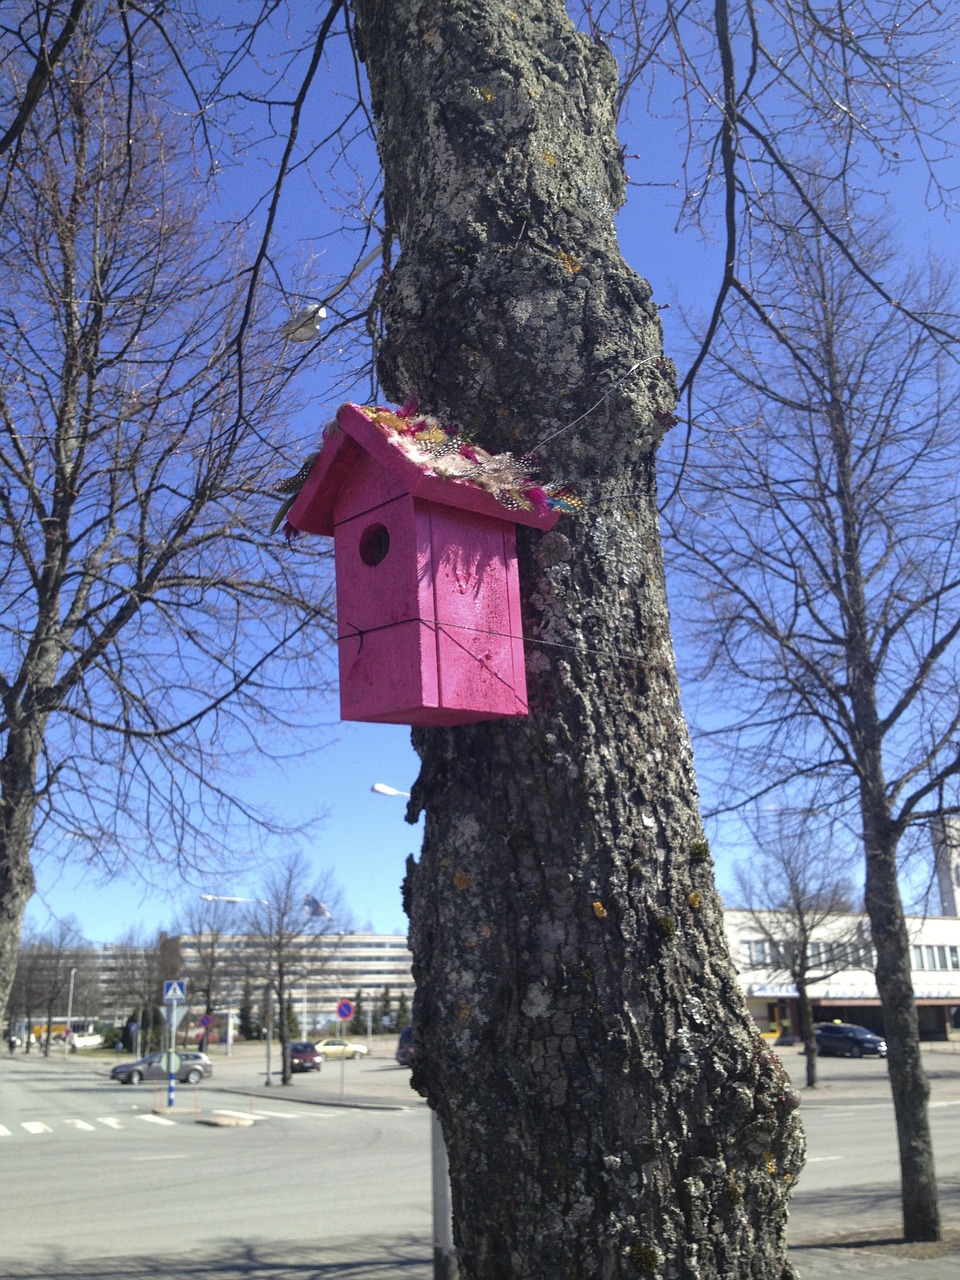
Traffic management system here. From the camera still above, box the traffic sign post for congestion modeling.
[336,1000,355,1102]
[163,980,187,1108]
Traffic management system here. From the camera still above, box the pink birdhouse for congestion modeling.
[286,402,560,726]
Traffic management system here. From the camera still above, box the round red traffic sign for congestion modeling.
[337,1000,354,1021]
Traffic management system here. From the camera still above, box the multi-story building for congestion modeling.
[166,931,415,1036]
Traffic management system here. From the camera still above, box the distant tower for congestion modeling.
[932,815,960,917]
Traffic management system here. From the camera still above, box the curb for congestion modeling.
[215,1085,414,1112]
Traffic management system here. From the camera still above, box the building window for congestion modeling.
[913,946,925,970]
[741,940,771,967]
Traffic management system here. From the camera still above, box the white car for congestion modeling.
[315,1037,368,1060]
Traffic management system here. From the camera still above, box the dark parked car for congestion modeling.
[110,1050,213,1085]
[288,1041,322,1072]
[815,1022,887,1058]
[396,1026,414,1067]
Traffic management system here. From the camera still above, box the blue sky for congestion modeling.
[26,706,423,943]
[20,15,959,946]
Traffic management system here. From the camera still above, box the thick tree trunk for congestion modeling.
[355,3,804,1276]
[0,728,42,1020]
[864,813,940,1241]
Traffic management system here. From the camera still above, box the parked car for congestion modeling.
[110,1050,213,1085]
[316,1037,368,1060]
[395,1026,414,1067]
[814,1022,887,1058]
[288,1041,322,1072]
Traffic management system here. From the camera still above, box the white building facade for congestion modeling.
[725,907,960,1041]
[169,931,415,1036]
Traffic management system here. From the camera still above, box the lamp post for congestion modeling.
[62,966,77,1061]
[371,781,456,1280]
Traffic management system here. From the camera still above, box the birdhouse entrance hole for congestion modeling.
[359,523,390,567]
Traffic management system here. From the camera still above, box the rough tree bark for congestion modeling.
[353,2,804,1275]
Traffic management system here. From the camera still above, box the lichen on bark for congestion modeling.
[354,1,805,1275]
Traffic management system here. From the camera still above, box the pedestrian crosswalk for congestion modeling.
[0,1105,329,1139]
[0,1113,178,1137]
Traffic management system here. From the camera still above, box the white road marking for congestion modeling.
[214,1107,305,1120]
[64,1119,96,1131]
[139,1114,176,1126]
[97,1117,124,1129]
[806,1156,843,1163]
[0,1125,11,1137]
[21,1121,52,1134]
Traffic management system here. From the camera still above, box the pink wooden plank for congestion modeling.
[331,492,440,720]
[424,504,528,718]
[338,621,439,722]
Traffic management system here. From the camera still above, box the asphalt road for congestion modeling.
[0,1050,430,1278]
[3,1043,960,1278]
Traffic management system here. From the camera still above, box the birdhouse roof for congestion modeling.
[288,402,561,536]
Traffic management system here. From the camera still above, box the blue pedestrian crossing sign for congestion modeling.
[163,979,187,1004]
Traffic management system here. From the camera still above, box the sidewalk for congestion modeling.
[789,1235,960,1278]
[781,1043,960,1277]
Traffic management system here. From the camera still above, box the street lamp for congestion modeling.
[371,781,455,1280]
[62,966,77,1061]
[200,894,267,904]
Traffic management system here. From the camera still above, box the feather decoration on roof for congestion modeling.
[366,400,581,518]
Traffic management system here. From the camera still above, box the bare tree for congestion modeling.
[668,199,960,1239]
[1,1,958,1271]
[732,812,864,1087]
[7,924,43,1049]
[0,4,337,1015]
[33,914,86,1053]
[107,928,165,1055]
[242,852,343,1085]
[175,895,238,1051]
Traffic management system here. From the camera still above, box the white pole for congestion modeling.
[62,967,77,1060]
[431,1110,457,1279]
[264,986,272,1085]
